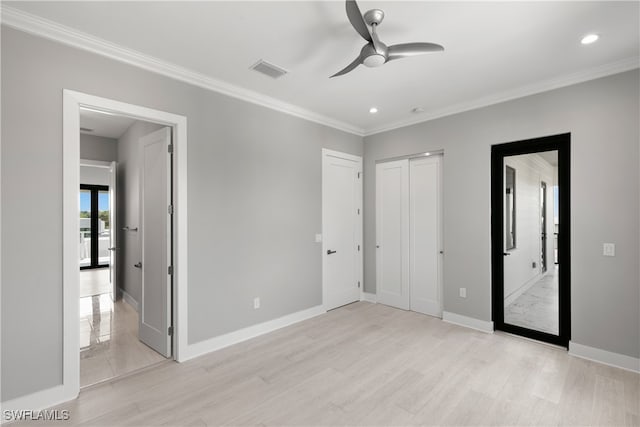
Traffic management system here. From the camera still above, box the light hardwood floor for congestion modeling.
[19,302,640,426]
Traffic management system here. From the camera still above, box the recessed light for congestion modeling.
[369,107,378,114]
[581,34,599,45]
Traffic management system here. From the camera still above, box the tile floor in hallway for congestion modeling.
[80,268,111,298]
[504,266,559,335]
[80,282,166,387]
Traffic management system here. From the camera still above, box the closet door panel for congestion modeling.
[376,160,410,310]
[409,156,442,317]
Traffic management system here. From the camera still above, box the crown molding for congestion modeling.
[0,5,365,137]
[364,56,640,137]
[3,5,637,139]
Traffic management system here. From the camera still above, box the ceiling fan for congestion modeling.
[331,0,444,78]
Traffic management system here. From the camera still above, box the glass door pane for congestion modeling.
[80,189,92,268]
[98,190,110,266]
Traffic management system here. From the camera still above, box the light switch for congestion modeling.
[315,234,322,243]
[603,243,615,257]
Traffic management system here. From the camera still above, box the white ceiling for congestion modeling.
[6,1,639,135]
[80,108,136,139]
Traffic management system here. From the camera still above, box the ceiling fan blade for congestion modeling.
[330,55,363,78]
[345,0,372,43]
[387,42,444,61]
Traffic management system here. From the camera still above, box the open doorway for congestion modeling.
[78,110,173,386]
[491,133,570,347]
[63,90,188,400]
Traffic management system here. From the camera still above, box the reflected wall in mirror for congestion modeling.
[505,166,516,250]
[503,150,559,336]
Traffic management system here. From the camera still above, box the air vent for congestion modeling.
[250,60,288,79]
[80,127,94,133]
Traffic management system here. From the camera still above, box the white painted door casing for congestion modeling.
[322,149,362,311]
[139,127,172,357]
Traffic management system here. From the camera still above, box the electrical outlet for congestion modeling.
[253,297,260,309]
[459,288,467,298]
[315,234,322,243]
[603,243,615,257]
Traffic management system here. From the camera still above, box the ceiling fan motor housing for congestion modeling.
[363,9,385,26]
[361,43,387,67]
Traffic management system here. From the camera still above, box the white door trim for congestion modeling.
[62,90,188,404]
[321,149,363,310]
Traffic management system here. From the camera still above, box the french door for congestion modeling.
[79,184,110,269]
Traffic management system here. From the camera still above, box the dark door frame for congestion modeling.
[80,184,110,270]
[491,133,571,348]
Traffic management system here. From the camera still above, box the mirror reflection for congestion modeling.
[503,151,559,335]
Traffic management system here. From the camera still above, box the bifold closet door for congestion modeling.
[376,160,410,310]
[409,156,442,317]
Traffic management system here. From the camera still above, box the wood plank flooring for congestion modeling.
[16,302,640,426]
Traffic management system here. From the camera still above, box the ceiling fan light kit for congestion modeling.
[331,0,444,77]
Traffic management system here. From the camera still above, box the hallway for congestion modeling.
[79,270,166,387]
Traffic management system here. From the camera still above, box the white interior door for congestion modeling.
[376,160,410,310]
[139,127,172,358]
[322,149,362,311]
[108,161,117,302]
[409,156,442,317]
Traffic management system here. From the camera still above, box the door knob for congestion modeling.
[108,247,118,251]
[327,250,337,255]
[503,252,511,256]
[134,262,142,268]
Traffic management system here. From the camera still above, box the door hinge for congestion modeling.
[357,244,360,251]
[168,144,174,153]
[168,205,174,215]
[168,326,173,336]
[357,208,360,215]
[358,281,361,288]
[357,172,361,179]
[168,265,173,275]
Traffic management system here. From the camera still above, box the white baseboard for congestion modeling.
[181,305,326,362]
[0,385,76,424]
[569,341,640,373]
[442,311,494,333]
[360,292,377,303]
[120,288,138,312]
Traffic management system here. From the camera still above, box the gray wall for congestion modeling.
[116,121,165,305]
[80,134,117,161]
[364,70,639,359]
[1,27,362,401]
[79,165,110,186]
